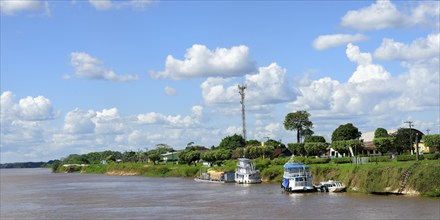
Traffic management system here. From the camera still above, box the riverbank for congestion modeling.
[56,159,440,197]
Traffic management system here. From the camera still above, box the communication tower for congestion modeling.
[238,84,247,141]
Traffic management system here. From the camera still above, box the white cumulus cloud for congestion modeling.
[0,0,49,15]
[341,0,408,30]
[150,44,257,80]
[63,108,97,134]
[70,52,138,82]
[313,34,367,50]
[374,33,440,61]
[201,63,295,108]
[341,0,440,30]
[137,105,203,127]
[346,43,391,83]
[245,63,296,105]
[89,0,153,11]
[1,91,56,121]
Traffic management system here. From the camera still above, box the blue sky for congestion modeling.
[1,0,439,163]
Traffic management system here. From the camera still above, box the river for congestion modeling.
[1,168,439,219]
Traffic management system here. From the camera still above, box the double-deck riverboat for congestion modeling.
[281,159,315,192]
[235,158,262,184]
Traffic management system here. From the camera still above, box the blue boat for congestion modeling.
[281,158,316,192]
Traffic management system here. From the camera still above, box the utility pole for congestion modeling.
[404,121,417,161]
[238,85,247,142]
[426,129,430,135]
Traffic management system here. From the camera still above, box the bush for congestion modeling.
[291,156,306,163]
[271,157,289,165]
[330,157,352,164]
[254,158,270,170]
[396,154,425,161]
[261,166,283,182]
[305,158,330,164]
[423,153,440,160]
[369,156,392,163]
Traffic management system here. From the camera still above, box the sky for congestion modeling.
[1,0,439,163]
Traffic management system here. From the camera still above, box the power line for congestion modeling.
[404,121,418,161]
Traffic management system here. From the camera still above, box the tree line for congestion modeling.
[284,110,440,157]
[29,110,440,169]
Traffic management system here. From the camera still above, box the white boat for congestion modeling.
[281,159,315,192]
[235,158,262,184]
[317,180,346,192]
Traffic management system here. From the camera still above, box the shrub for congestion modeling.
[291,156,306,163]
[271,157,289,165]
[369,156,392,163]
[261,166,283,182]
[330,157,352,164]
[422,134,440,152]
[254,158,270,171]
[423,153,440,160]
[305,158,330,164]
[396,154,425,161]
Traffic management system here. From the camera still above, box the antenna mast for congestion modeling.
[238,84,247,141]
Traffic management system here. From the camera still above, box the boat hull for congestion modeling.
[281,184,316,192]
[235,178,262,184]
[194,178,226,184]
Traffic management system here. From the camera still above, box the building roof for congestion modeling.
[270,147,292,159]
[363,141,375,150]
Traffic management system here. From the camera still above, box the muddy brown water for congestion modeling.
[1,168,439,219]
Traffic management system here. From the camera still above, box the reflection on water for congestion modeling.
[1,168,439,219]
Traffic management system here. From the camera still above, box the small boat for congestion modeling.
[194,169,235,183]
[235,158,262,184]
[281,158,316,192]
[316,180,346,192]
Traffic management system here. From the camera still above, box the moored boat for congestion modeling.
[194,169,235,183]
[235,158,262,184]
[281,158,315,192]
[316,180,346,192]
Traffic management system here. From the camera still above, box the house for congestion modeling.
[270,147,292,159]
[360,131,381,156]
[160,151,180,162]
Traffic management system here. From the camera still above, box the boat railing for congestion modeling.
[283,172,311,178]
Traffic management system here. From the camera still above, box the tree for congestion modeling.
[265,139,286,148]
[122,151,137,162]
[287,143,306,156]
[300,128,314,140]
[284,111,313,143]
[304,135,326,143]
[392,128,424,154]
[374,128,389,138]
[331,140,363,156]
[155,144,175,154]
[246,139,261,146]
[148,151,160,165]
[63,154,89,164]
[422,134,440,152]
[304,142,328,156]
[373,137,395,154]
[244,145,275,159]
[218,134,245,150]
[331,123,362,142]
[178,150,200,165]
